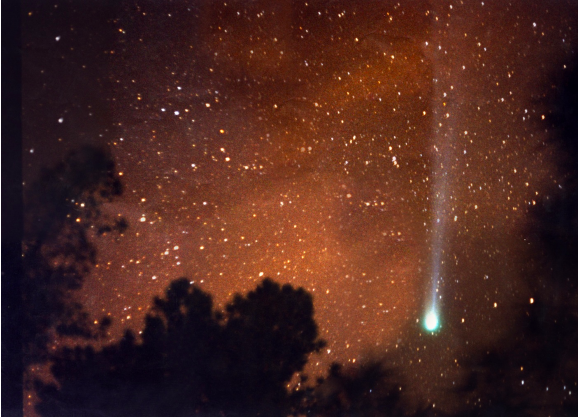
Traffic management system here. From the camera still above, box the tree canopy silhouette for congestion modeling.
[292,359,406,417]
[35,277,326,417]
[23,145,127,368]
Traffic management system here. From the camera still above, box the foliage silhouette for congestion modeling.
[35,277,326,417]
[23,145,127,368]
[223,278,326,409]
[291,359,406,417]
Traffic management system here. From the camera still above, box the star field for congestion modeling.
[23,0,576,414]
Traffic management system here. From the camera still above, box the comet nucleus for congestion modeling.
[425,310,439,331]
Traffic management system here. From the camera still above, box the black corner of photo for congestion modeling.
[2,0,24,416]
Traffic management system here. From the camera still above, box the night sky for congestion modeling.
[23,0,576,414]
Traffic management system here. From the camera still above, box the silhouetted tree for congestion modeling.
[295,359,405,417]
[221,278,327,413]
[23,145,127,368]
[136,278,224,416]
[35,277,326,417]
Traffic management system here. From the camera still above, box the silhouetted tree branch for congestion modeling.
[296,359,405,417]
[23,145,127,369]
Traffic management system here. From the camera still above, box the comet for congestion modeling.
[421,16,459,335]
